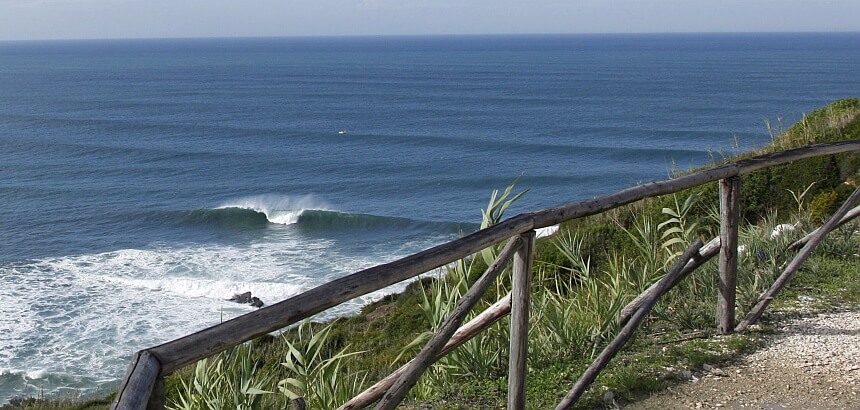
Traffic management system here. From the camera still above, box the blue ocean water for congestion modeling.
[0,33,858,402]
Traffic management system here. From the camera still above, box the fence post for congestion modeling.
[508,230,535,410]
[375,237,523,410]
[111,350,161,410]
[147,377,165,410]
[717,176,740,334]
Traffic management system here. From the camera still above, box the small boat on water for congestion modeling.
[338,129,347,135]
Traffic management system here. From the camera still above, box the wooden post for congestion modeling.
[737,185,860,332]
[374,237,523,410]
[111,350,161,410]
[508,230,535,410]
[717,177,740,334]
[555,240,703,410]
[146,377,165,410]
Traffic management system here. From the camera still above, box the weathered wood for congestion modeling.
[732,141,860,174]
[136,141,859,377]
[555,240,704,410]
[146,377,165,410]
[622,199,858,326]
[339,293,513,410]
[111,350,161,410]
[789,204,860,250]
[114,141,860,403]
[508,231,536,410]
[717,177,740,334]
[374,237,523,410]
[532,141,860,230]
[149,214,536,375]
[737,184,860,332]
[619,237,721,324]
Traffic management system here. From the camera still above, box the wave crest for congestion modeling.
[128,194,471,234]
[217,194,330,225]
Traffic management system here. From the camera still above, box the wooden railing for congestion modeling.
[112,140,860,409]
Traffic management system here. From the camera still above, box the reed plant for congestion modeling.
[734,218,783,312]
[533,222,658,360]
[651,193,717,330]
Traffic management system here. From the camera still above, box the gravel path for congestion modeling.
[623,309,860,409]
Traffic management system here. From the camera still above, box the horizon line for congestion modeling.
[1,30,859,44]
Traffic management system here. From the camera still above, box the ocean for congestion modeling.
[0,33,858,402]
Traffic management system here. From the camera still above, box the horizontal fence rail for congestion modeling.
[112,140,860,409]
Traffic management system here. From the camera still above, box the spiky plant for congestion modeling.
[278,321,367,409]
[168,346,273,410]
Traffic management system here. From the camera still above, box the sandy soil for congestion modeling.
[622,310,860,409]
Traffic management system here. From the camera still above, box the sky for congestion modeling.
[0,0,859,41]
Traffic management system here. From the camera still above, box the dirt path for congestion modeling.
[623,310,860,409]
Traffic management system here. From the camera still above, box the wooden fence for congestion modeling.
[112,141,860,409]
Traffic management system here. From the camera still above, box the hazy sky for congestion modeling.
[1,0,858,41]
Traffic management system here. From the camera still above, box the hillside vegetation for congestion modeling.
[7,98,859,410]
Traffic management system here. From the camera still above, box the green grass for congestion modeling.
[772,254,860,312]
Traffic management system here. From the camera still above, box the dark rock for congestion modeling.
[227,291,264,308]
[229,291,253,304]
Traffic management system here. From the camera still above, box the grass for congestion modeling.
[8,98,859,409]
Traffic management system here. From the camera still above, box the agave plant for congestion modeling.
[480,179,528,266]
[278,321,367,409]
[168,346,273,410]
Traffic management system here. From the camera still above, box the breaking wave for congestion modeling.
[143,195,475,234]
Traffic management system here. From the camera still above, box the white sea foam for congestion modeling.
[0,268,39,364]
[25,369,48,380]
[99,276,302,303]
[267,210,305,224]
[0,217,453,403]
[0,241,334,400]
[218,194,331,225]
